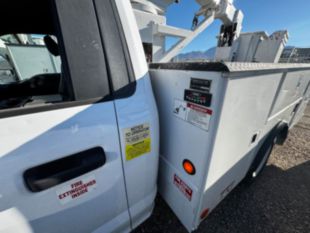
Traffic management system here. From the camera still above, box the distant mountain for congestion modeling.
[175,47,216,61]
[285,45,295,49]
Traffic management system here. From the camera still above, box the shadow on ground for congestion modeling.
[134,157,310,233]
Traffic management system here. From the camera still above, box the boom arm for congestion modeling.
[132,0,287,63]
[131,0,243,62]
[195,0,243,46]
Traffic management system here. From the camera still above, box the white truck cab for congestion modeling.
[0,0,158,232]
[0,0,310,233]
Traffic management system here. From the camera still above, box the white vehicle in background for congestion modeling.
[0,0,309,233]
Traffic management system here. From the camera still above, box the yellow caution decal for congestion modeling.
[124,123,151,161]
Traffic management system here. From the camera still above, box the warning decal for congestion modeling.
[173,174,193,201]
[187,103,212,131]
[173,99,212,131]
[56,175,96,205]
[124,123,151,161]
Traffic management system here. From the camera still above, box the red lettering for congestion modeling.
[59,179,96,201]
[72,189,88,199]
[71,181,83,189]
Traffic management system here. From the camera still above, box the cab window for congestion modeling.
[0,0,114,114]
[0,32,69,110]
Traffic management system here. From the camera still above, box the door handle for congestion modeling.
[24,147,106,192]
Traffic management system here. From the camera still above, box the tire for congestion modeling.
[243,137,275,184]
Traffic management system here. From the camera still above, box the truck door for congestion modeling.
[0,0,131,232]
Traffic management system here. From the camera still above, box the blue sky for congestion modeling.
[166,0,310,53]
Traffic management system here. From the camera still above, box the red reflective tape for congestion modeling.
[200,208,210,220]
[187,103,213,115]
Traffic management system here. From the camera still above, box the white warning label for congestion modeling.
[56,175,96,205]
[173,99,212,131]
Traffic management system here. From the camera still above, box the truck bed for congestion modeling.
[149,61,310,232]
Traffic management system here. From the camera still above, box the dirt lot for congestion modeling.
[134,106,310,233]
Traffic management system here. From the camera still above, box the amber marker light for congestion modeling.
[183,159,196,175]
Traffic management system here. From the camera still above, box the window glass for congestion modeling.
[0,33,65,110]
[0,0,114,114]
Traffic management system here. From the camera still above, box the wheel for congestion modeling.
[243,138,275,184]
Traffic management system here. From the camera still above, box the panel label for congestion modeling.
[56,175,97,205]
[174,99,212,131]
[173,174,193,201]
[184,89,212,107]
[124,123,151,161]
[190,78,212,92]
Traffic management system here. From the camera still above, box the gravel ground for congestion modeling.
[134,106,310,233]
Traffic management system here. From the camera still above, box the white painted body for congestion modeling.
[150,62,310,231]
[0,104,131,233]
[0,0,159,232]
[0,79,159,233]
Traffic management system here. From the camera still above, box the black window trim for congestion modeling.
[109,0,136,85]
[93,0,136,99]
[55,0,111,101]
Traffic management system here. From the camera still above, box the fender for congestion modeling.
[244,121,288,182]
